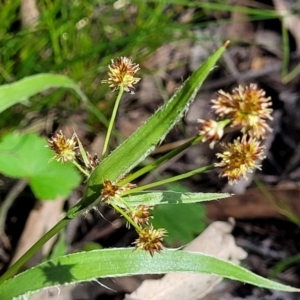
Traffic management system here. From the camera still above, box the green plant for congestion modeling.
[0,43,299,299]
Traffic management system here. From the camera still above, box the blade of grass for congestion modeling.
[0,73,108,126]
[0,248,298,300]
[121,190,231,207]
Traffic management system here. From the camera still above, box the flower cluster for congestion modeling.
[48,130,77,163]
[198,119,229,149]
[101,57,140,93]
[215,136,265,184]
[47,131,99,176]
[128,204,152,226]
[211,84,272,139]
[133,225,167,256]
[101,180,136,202]
[101,180,165,256]
[198,84,272,184]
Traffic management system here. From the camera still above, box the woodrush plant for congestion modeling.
[0,42,299,299]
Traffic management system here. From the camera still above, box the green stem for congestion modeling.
[119,135,203,185]
[281,18,289,79]
[73,161,90,177]
[110,202,140,231]
[0,216,71,284]
[122,164,214,195]
[102,87,124,158]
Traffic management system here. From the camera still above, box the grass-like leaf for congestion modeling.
[121,191,231,207]
[0,73,88,113]
[0,248,298,300]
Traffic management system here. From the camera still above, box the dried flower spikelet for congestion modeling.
[198,119,225,149]
[101,180,120,202]
[119,181,137,193]
[129,205,152,226]
[101,179,136,203]
[47,130,77,163]
[211,84,273,139]
[215,136,265,184]
[101,57,140,93]
[86,152,99,170]
[133,225,167,256]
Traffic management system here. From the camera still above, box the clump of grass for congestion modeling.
[0,1,192,130]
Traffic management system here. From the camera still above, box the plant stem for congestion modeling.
[110,202,140,231]
[102,87,124,158]
[119,135,203,185]
[73,161,90,177]
[0,216,71,284]
[281,18,289,79]
[122,164,214,195]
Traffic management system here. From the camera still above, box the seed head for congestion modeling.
[101,57,140,93]
[133,225,167,256]
[197,119,225,148]
[215,136,265,184]
[47,130,77,163]
[128,205,152,226]
[101,180,120,202]
[211,84,272,139]
[101,180,136,202]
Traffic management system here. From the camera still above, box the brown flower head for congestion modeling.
[211,84,272,139]
[101,180,120,202]
[47,130,77,163]
[101,57,140,93]
[128,205,152,226]
[215,136,265,184]
[197,119,228,148]
[101,180,136,202]
[133,225,167,256]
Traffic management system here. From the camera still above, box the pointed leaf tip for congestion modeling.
[223,40,230,48]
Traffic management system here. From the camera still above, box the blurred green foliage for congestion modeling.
[1,1,282,133]
[0,132,81,199]
[0,1,192,131]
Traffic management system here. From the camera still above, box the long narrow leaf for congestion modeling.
[0,248,298,300]
[120,191,231,207]
[70,43,228,216]
[0,74,88,113]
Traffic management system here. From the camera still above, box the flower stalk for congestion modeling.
[122,165,214,196]
[102,86,124,158]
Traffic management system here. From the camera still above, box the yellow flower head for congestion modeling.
[211,84,272,139]
[101,57,140,93]
[128,205,152,226]
[133,225,167,256]
[47,130,77,163]
[215,136,265,184]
